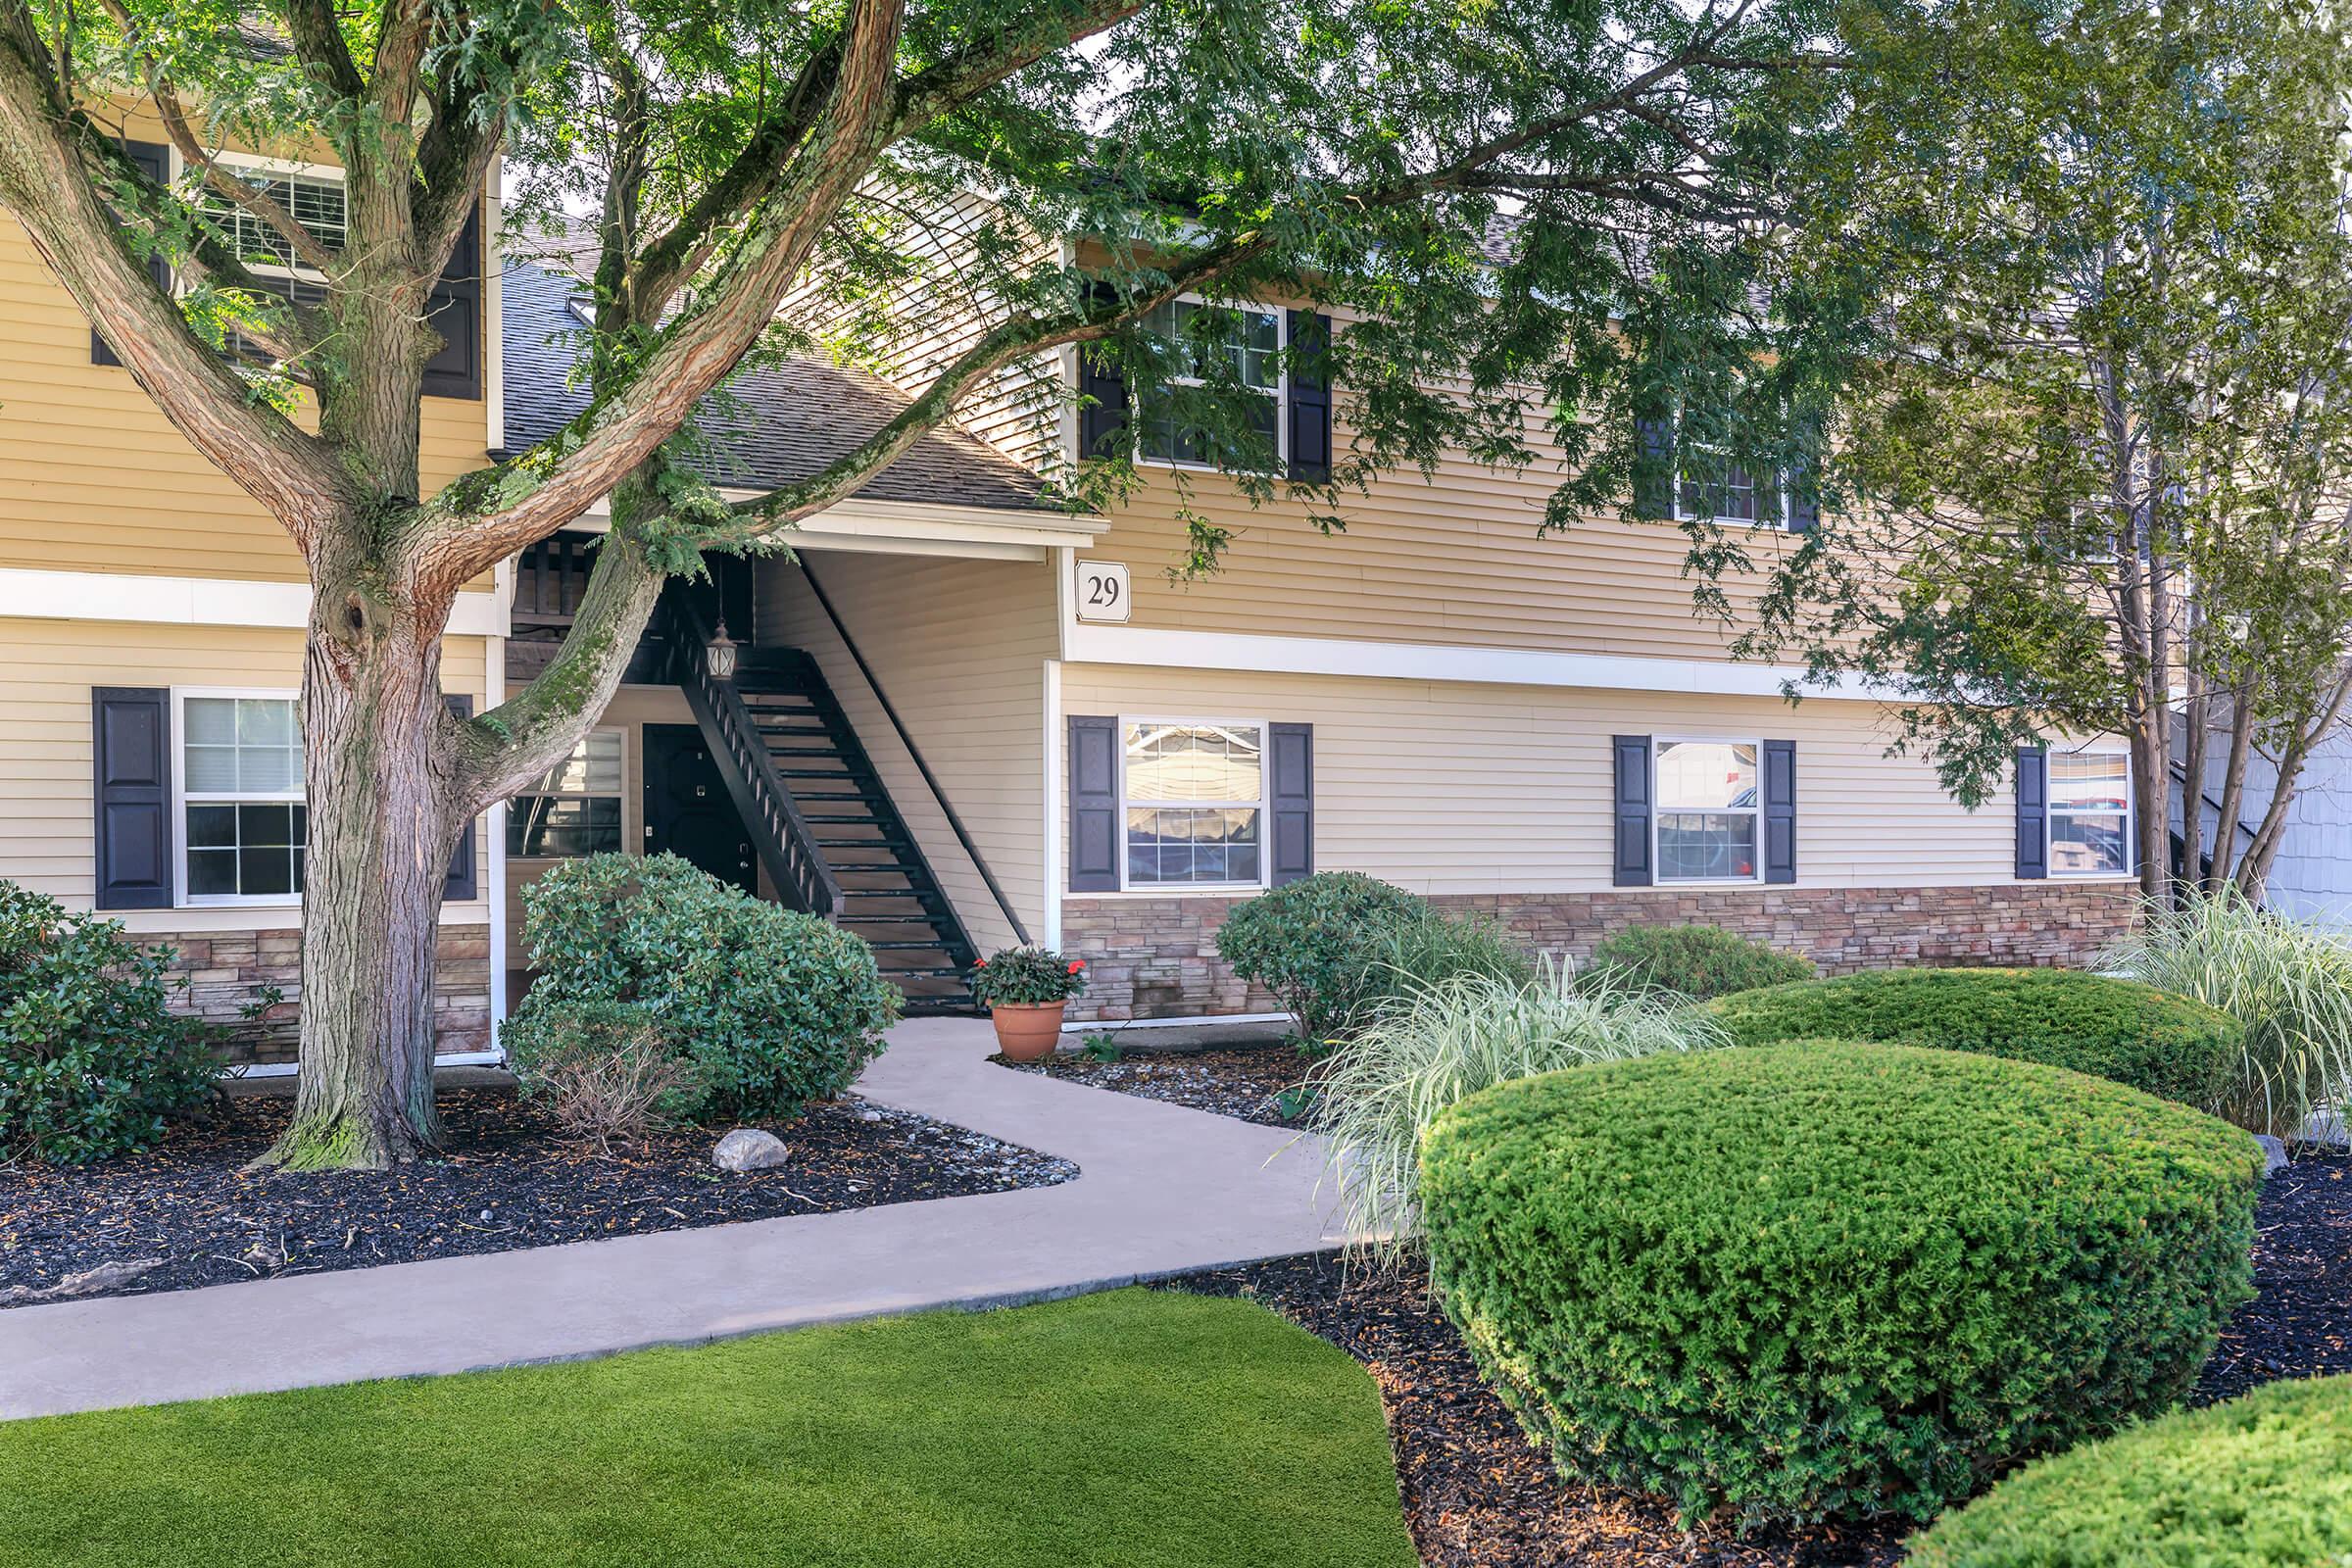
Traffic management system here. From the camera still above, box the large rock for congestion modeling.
[711,1128,789,1172]
[2255,1135,2289,1176]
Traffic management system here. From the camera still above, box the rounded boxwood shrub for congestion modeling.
[1908,1373,2352,1566]
[1419,1042,2262,1531]
[1703,966,2241,1108]
[1584,922,1814,1000]
[1214,871,1435,1041]
[0,880,220,1164]
[519,853,899,1121]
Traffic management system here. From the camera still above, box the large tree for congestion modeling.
[1738,0,2352,903]
[0,0,1854,1168]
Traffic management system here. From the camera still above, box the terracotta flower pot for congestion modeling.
[990,1000,1068,1062]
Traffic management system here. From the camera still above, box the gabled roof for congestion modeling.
[498,260,1053,514]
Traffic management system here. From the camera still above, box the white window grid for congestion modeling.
[172,687,305,907]
[1134,297,1289,470]
[2047,748,2133,879]
[1117,715,1272,892]
[507,728,627,860]
[1651,735,1764,885]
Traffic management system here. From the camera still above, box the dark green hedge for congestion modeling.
[1419,1042,2262,1531]
[1584,923,1814,1000]
[1703,967,2241,1108]
[1908,1373,2352,1565]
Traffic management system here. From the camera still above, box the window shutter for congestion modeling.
[1269,722,1314,886]
[443,695,478,901]
[1068,715,1119,892]
[1076,284,1129,461]
[92,687,172,909]
[420,209,483,400]
[1286,311,1332,482]
[2015,746,2048,880]
[1787,453,1820,533]
[1612,735,1653,887]
[1633,416,1675,519]
[1762,739,1797,884]
[91,140,172,368]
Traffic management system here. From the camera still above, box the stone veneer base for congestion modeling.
[146,922,493,1066]
[1060,880,2137,1024]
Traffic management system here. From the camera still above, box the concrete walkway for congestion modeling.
[0,1018,1348,1421]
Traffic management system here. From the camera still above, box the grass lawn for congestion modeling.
[0,1289,1416,1568]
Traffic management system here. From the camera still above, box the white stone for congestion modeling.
[2254,1135,2289,1177]
[711,1128,789,1172]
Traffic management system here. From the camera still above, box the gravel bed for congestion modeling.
[1163,1147,2352,1567]
[997,1045,1316,1127]
[0,1087,1075,1308]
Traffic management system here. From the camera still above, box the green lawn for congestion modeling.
[0,1288,1415,1568]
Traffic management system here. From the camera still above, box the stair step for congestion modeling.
[867,941,956,951]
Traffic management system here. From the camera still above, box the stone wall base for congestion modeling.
[147,922,493,1066]
[1061,881,2137,1024]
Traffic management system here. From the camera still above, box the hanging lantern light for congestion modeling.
[706,616,740,682]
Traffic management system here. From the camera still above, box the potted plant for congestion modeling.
[969,946,1089,1061]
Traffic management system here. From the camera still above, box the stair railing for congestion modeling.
[656,584,846,921]
[798,558,1034,947]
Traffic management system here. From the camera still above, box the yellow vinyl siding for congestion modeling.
[1058,665,2018,894]
[0,616,490,911]
[759,550,1055,951]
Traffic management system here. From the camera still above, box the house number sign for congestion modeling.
[1075,560,1132,623]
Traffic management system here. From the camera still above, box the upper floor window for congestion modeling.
[508,729,626,859]
[1136,300,1285,466]
[1654,738,1760,882]
[195,168,346,273]
[177,692,305,904]
[2048,750,2131,876]
[1122,719,1267,887]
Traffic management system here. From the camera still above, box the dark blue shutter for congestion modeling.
[421,209,482,400]
[1269,722,1314,886]
[1068,715,1118,892]
[1634,416,1675,519]
[1762,739,1796,884]
[92,687,172,909]
[1613,735,1653,886]
[1286,311,1332,481]
[443,695,478,900]
[1077,284,1128,460]
[1787,453,1820,532]
[2015,747,2048,879]
[91,140,171,368]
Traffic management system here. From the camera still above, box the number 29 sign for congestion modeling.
[1075,560,1132,623]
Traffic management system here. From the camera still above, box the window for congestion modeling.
[1136,299,1285,466]
[1121,720,1267,887]
[2049,750,2131,876]
[507,730,625,858]
[1679,460,1771,526]
[178,693,305,903]
[194,170,347,271]
[1654,739,1760,882]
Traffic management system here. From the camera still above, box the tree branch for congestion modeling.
[283,0,366,101]
[887,0,1146,137]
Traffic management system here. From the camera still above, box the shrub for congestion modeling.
[0,880,220,1164]
[520,853,900,1121]
[1419,1043,2262,1532]
[2101,888,2352,1138]
[1908,1373,2352,1566]
[1311,959,1725,1262]
[1583,922,1813,1000]
[1215,872,1435,1042]
[1703,966,2241,1108]
[501,998,709,1151]
[1357,911,1535,1010]
[968,946,1090,1007]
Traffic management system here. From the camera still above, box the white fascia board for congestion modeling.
[0,567,509,638]
[569,491,1101,559]
[1063,620,1886,702]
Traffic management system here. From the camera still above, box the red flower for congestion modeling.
[973,958,988,967]
[1067,960,1085,973]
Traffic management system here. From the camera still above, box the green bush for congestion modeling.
[2101,888,2352,1137]
[1703,966,2241,1108]
[1584,922,1814,1000]
[1908,1374,2352,1566]
[0,880,220,1164]
[520,854,899,1121]
[1214,872,1435,1042]
[502,997,710,1151]
[1359,911,1535,1008]
[1419,1042,2262,1532]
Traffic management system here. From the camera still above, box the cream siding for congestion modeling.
[0,616,490,915]
[758,549,1055,952]
[1056,665,2026,896]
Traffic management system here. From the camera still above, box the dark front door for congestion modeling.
[643,724,757,893]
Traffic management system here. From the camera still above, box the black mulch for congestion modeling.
[0,1087,1075,1308]
[1163,1148,2352,1568]
[997,1044,1316,1127]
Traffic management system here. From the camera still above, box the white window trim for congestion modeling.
[1673,447,1790,532]
[506,726,628,863]
[1651,734,1766,886]
[1133,298,1289,473]
[1116,713,1273,894]
[185,149,344,289]
[2047,747,2135,880]
[172,687,305,909]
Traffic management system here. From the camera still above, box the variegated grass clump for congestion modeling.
[2101,889,2352,1140]
[1310,958,1729,1264]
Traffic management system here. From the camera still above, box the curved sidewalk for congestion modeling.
[0,1018,1348,1421]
